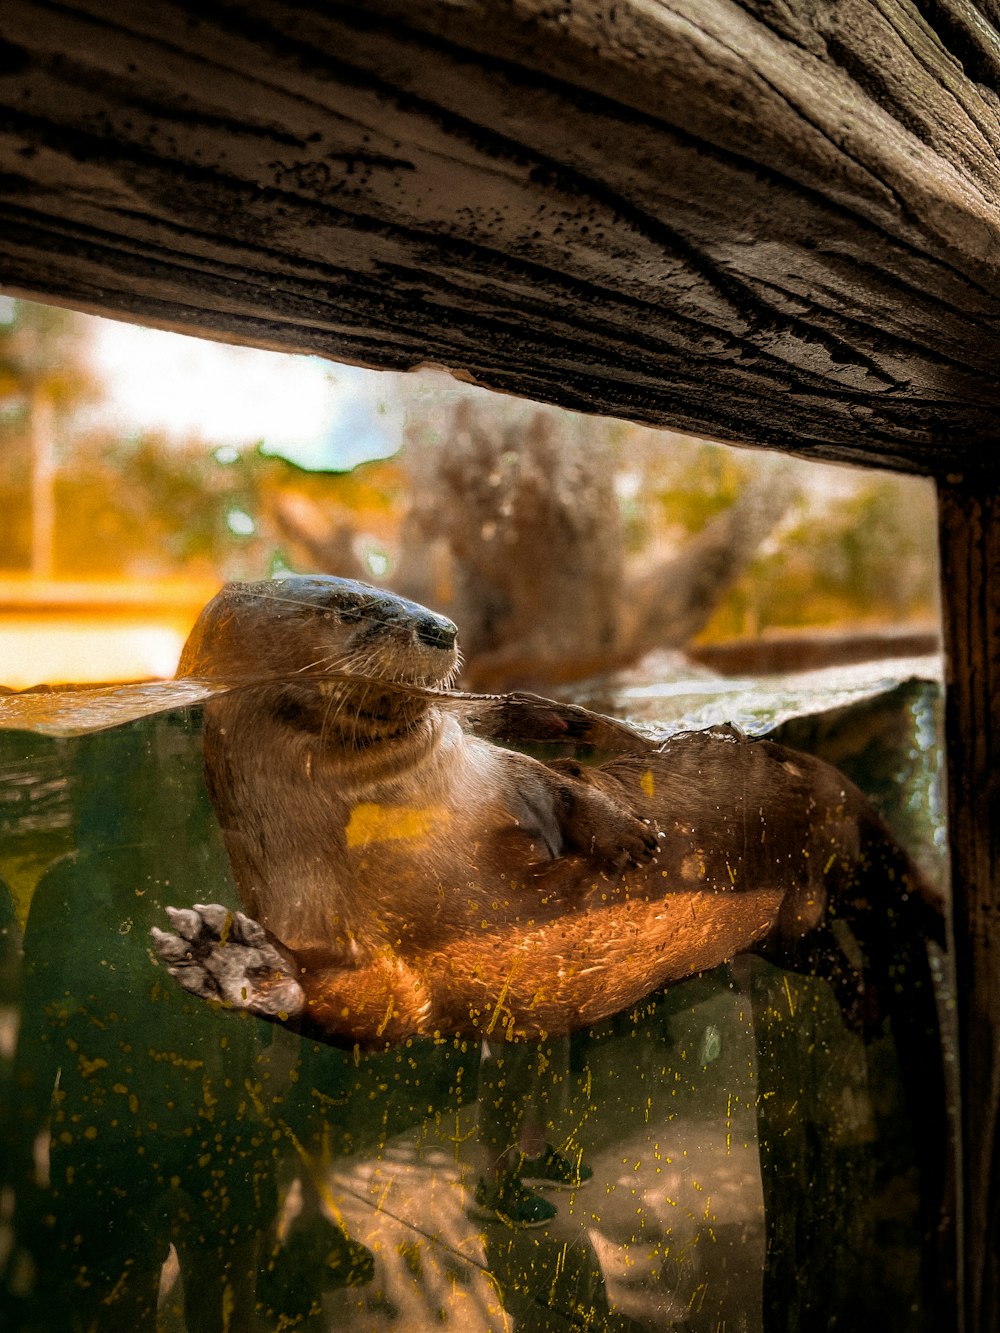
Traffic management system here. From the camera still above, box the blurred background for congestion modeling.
[0,295,939,689]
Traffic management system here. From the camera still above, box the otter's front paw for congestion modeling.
[151,904,305,1020]
[560,778,661,874]
[588,811,660,870]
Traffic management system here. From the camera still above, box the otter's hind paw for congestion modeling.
[151,904,305,1021]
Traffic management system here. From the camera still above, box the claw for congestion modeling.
[192,903,231,935]
[150,926,193,963]
[164,906,203,941]
[230,911,268,947]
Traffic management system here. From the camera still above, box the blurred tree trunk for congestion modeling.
[29,384,56,579]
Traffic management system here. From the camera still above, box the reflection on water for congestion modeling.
[563,649,942,743]
[0,661,947,1332]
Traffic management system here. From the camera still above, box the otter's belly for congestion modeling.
[418,886,785,1038]
[349,845,570,949]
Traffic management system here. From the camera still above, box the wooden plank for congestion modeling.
[1,1,999,472]
[938,479,1000,1333]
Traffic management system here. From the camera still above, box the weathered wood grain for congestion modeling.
[1,1,1000,471]
[939,479,1000,1333]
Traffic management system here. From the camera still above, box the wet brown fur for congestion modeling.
[176,576,941,1046]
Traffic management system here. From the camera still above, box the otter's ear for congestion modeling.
[328,603,364,624]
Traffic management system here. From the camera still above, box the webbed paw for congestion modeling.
[151,903,305,1020]
[589,811,660,870]
[550,761,660,870]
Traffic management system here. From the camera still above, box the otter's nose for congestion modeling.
[416,614,458,651]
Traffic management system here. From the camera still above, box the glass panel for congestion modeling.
[0,297,948,1331]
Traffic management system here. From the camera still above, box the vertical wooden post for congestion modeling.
[937,480,1000,1333]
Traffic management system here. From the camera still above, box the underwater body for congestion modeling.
[0,651,946,1333]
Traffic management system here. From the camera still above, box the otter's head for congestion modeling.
[178,575,460,689]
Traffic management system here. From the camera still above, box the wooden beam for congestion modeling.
[1,1,1000,473]
[938,478,1000,1333]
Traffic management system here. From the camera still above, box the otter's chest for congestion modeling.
[342,736,538,906]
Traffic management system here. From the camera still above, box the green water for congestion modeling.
[0,667,947,1333]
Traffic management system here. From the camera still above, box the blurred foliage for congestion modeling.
[702,475,939,639]
[0,300,97,408]
[0,300,102,570]
[43,437,407,582]
[0,299,406,580]
[621,435,747,547]
[0,296,939,640]
[606,427,938,640]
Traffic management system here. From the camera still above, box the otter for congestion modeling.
[151,574,943,1051]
